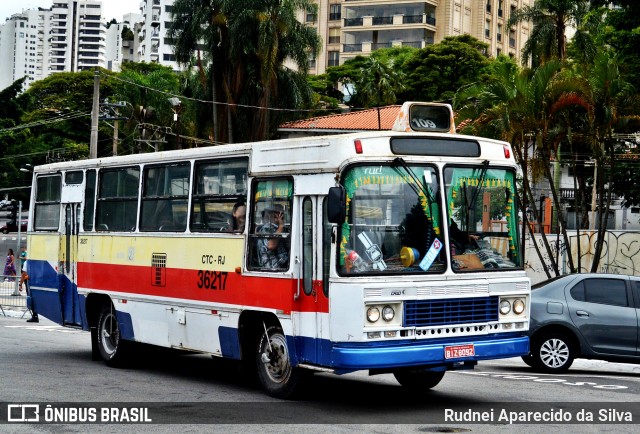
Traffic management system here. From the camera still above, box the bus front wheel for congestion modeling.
[97,305,130,367]
[256,325,306,399]
[393,369,445,390]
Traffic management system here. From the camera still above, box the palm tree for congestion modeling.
[169,0,321,143]
[509,0,592,65]
[455,59,585,276]
[577,51,636,271]
[168,0,226,142]
[356,57,405,109]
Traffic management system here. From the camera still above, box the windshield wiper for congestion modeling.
[391,157,435,203]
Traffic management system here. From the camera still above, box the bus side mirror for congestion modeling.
[327,186,346,224]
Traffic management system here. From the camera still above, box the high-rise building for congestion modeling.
[137,0,178,70]
[0,8,52,90]
[307,0,534,75]
[49,0,106,72]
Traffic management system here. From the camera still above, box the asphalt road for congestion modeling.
[1,314,639,433]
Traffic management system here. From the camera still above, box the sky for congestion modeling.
[0,0,138,23]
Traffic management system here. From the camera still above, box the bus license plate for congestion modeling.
[444,344,475,359]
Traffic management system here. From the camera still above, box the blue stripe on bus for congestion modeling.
[219,326,241,359]
[325,334,529,370]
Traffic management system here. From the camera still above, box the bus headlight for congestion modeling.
[382,305,395,322]
[499,300,511,315]
[513,298,525,315]
[367,307,381,323]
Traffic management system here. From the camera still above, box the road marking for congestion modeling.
[455,370,629,389]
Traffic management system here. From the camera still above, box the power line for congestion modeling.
[105,72,337,114]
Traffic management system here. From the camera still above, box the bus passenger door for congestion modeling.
[295,196,326,364]
[60,201,82,326]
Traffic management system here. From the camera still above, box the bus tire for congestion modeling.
[393,369,445,390]
[97,305,130,368]
[256,325,306,399]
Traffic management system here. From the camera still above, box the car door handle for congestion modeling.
[575,310,589,317]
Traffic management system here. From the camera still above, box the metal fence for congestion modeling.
[0,274,28,317]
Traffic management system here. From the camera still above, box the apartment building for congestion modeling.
[0,8,53,90]
[137,0,179,70]
[307,0,534,75]
[50,0,106,72]
[0,0,111,89]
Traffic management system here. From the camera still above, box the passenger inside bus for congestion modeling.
[255,204,289,269]
[231,202,246,233]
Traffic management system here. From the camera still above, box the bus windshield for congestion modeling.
[339,163,521,274]
[444,165,521,271]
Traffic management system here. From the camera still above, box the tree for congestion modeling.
[356,57,405,108]
[399,35,491,103]
[112,62,187,152]
[169,0,321,143]
[509,0,592,65]
[455,59,587,277]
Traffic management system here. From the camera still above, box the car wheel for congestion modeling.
[532,333,574,373]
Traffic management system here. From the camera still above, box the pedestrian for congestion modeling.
[3,248,16,282]
[18,246,28,292]
[23,258,38,323]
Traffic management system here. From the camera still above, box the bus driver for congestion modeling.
[256,204,289,269]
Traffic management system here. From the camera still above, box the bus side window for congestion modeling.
[248,178,293,271]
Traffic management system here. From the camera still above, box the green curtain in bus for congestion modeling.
[447,168,518,261]
[340,166,440,266]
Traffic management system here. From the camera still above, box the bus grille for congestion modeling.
[404,296,499,327]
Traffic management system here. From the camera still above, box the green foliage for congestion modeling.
[169,0,322,143]
[399,36,490,103]
[121,26,134,41]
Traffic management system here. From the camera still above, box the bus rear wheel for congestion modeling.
[256,326,306,399]
[393,369,445,390]
[97,305,130,367]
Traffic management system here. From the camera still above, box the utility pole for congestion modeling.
[90,68,100,159]
[100,100,128,156]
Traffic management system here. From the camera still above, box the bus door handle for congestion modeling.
[294,256,300,301]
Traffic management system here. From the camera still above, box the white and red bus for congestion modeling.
[27,102,529,398]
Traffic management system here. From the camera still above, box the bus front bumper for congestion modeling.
[329,334,529,371]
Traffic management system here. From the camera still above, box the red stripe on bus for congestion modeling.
[77,262,329,313]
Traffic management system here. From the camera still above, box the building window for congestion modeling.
[497,23,502,42]
[328,28,340,44]
[329,4,341,21]
[328,50,339,67]
[498,0,503,17]
[486,0,492,13]
[485,20,490,38]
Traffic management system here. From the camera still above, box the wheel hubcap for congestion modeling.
[261,333,291,384]
[540,338,569,368]
[101,313,119,355]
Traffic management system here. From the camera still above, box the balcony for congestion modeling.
[371,42,392,50]
[403,15,423,24]
[344,17,363,27]
[343,43,362,53]
[343,39,431,55]
[372,16,393,25]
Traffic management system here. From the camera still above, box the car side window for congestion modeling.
[581,278,628,307]
[569,281,585,301]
